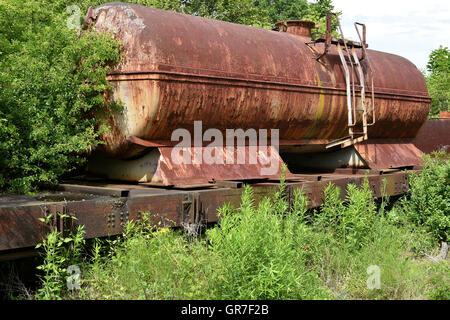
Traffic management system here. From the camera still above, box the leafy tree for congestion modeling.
[259,0,310,25]
[0,0,122,193]
[126,0,336,29]
[427,46,450,74]
[425,46,449,117]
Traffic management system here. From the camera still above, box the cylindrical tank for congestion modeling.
[85,2,431,160]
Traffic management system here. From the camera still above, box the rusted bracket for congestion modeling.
[315,12,333,61]
[181,192,206,237]
[40,204,75,238]
[315,13,367,61]
[84,6,98,29]
[278,21,288,33]
[354,22,376,127]
[354,22,367,60]
[182,192,203,225]
[58,184,129,197]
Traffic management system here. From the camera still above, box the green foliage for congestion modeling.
[399,153,450,242]
[259,0,310,26]
[314,183,344,234]
[35,213,85,300]
[425,46,449,116]
[72,162,448,300]
[78,184,331,300]
[206,184,330,299]
[314,179,377,251]
[81,214,216,299]
[199,0,272,27]
[339,180,377,250]
[426,263,450,300]
[310,176,446,299]
[32,163,449,300]
[427,46,450,75]
[0,0,122,194]
[317,217,443,300]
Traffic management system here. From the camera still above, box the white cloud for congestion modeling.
[328,0,449,70]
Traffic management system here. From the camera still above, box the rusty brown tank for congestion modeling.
[84,3,432,185]
[85,2,430,158]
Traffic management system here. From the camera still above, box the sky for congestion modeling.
[323,0,449,71]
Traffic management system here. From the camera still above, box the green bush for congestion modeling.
[0,0,122,194]
[314,179,377,251]
[81,213,216,300]
[35,213,85,300]
[206,185,330,299]
[77,183,331,300]
[311,177,446,300]
[401,153,450,242]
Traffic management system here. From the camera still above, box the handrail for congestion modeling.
[354,22,376,126]
[334,13,357,128]
[352,48,368,139]
[337,43,354,127]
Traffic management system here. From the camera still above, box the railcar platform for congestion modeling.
[0,168,414,260]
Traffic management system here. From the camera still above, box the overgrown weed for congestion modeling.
[31,157,448,300]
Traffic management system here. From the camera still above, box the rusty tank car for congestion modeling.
[84,2,431,187]
[2,3,448,257]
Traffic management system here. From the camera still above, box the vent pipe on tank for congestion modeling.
[275,20,317,38]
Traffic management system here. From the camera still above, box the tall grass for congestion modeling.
[206,186,330,299]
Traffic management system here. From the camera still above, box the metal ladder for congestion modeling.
[322,14,376,149]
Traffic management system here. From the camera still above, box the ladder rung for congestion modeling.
[325,134,367,149]
[325,136,352,149]
[340,135,366,149]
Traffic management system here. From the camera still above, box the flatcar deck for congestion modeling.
[0,168,415,259]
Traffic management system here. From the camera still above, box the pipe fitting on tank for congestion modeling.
[275,20,317,38]
[84,6,98,29]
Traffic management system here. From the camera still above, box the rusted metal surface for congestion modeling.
[412,118,450,154]
[0,189,185,252]
[84,3,431,161]
[355,140,423,170]
[0,204,47,251]
[440,111,450,118]
[88,145,289,186]
[157,146,287,186]
[275,20,317,37]
[58,184,130,197]
[282,146,367,171]
[0,170,413,256]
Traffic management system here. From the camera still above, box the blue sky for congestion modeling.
[326,0,449,71]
